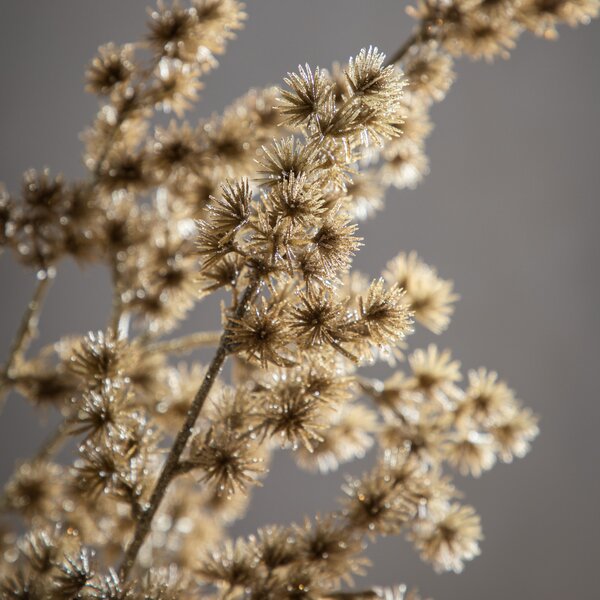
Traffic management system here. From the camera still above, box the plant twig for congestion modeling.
[385,31,421,67]
[145,331,222,355]
[109,254,124,335]
[118,278,261,581]
[0,273,54,406]
[0,418,70,515]
[357,375,384,396]
[35,419,71,462]
[325,591,380,599]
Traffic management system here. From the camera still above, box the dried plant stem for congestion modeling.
[118,278,261,581]
[92,128,120,180]
[145,331,222,355]
[0,419,70,514]
[325,592,380,599]
[385,31,421,67]
[0,274,54,404]
[119,339,230,579]
[358,375,409,423]
[108,254,125,335]
[35,420,70,462]
[357,375,384,395]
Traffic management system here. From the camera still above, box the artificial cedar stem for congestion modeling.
[118,277,261,581]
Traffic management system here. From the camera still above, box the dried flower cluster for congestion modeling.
[0,0,595,598]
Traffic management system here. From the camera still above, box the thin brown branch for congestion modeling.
[108,254,124,335]
[0,273,54,405]
[174,459,197,476]
[357,375,384,396]
[324,591,379,599]
[145,331,222,355]
[0,418,70,515]
[358,375,409,424]
[117,277,261,581]
[385,31,421,67]
[35,419,70,462]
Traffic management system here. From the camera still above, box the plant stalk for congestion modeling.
[385,31,420,67]
[145,330,222,355]
[117,27,422,576]
[0,273,54,404]
[118,278,260,581]
[109,254,124,335]
[325,592,380,599]
[35,419,70,462]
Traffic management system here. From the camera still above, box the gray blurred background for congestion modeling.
[1,1,599,598]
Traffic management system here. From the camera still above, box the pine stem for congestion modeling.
[117,278,261,581]
[0,273,54,405]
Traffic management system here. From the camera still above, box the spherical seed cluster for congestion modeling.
[0,0,591,597]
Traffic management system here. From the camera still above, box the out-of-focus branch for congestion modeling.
[0,273,55,407]
[145,330,222,355]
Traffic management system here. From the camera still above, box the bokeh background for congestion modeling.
[1,1,599,598]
